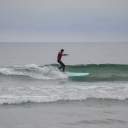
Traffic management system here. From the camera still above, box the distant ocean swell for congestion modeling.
[0,64,128,82]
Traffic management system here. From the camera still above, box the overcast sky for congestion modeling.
[0,0,128,42]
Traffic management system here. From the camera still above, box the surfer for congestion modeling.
[57,49,68,72]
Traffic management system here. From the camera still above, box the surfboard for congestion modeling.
[67,72,89,77]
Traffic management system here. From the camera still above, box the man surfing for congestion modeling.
[57,49,68,72]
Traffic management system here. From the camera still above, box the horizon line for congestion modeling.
[0,42,128,43]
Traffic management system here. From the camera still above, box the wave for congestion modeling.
[62,64,128,82]
[0,64,128,82]
[0,64,67,80]
[0,96,128,105]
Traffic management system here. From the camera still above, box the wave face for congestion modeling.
[0,64,128,82]
[53,64,128,82]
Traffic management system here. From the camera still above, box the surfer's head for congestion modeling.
[61,49,64,53]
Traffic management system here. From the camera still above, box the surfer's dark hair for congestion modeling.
[61,49,64,51]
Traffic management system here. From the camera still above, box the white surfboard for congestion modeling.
[67,72,89,77]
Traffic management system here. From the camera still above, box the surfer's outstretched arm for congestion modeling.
[62,54,69,56]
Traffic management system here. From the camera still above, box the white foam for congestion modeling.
[0,64,68,80]
[0,83,128,105]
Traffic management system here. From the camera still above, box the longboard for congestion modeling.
[67,72,89,77]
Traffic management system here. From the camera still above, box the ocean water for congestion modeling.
[0,42,128,128]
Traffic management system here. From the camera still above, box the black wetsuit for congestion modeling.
[57,51,65,72]
[57,59,65,72]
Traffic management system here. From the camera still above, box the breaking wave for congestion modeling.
[0,64,128,81]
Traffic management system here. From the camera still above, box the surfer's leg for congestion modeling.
[59,65,63,69]
[60,61,65,72]
[57,60,65,71]
[63,64,65,72]
[57,60,62,69]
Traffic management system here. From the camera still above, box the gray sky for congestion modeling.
[0,0,128,42]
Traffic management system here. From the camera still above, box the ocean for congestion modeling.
[0,42,128,128]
